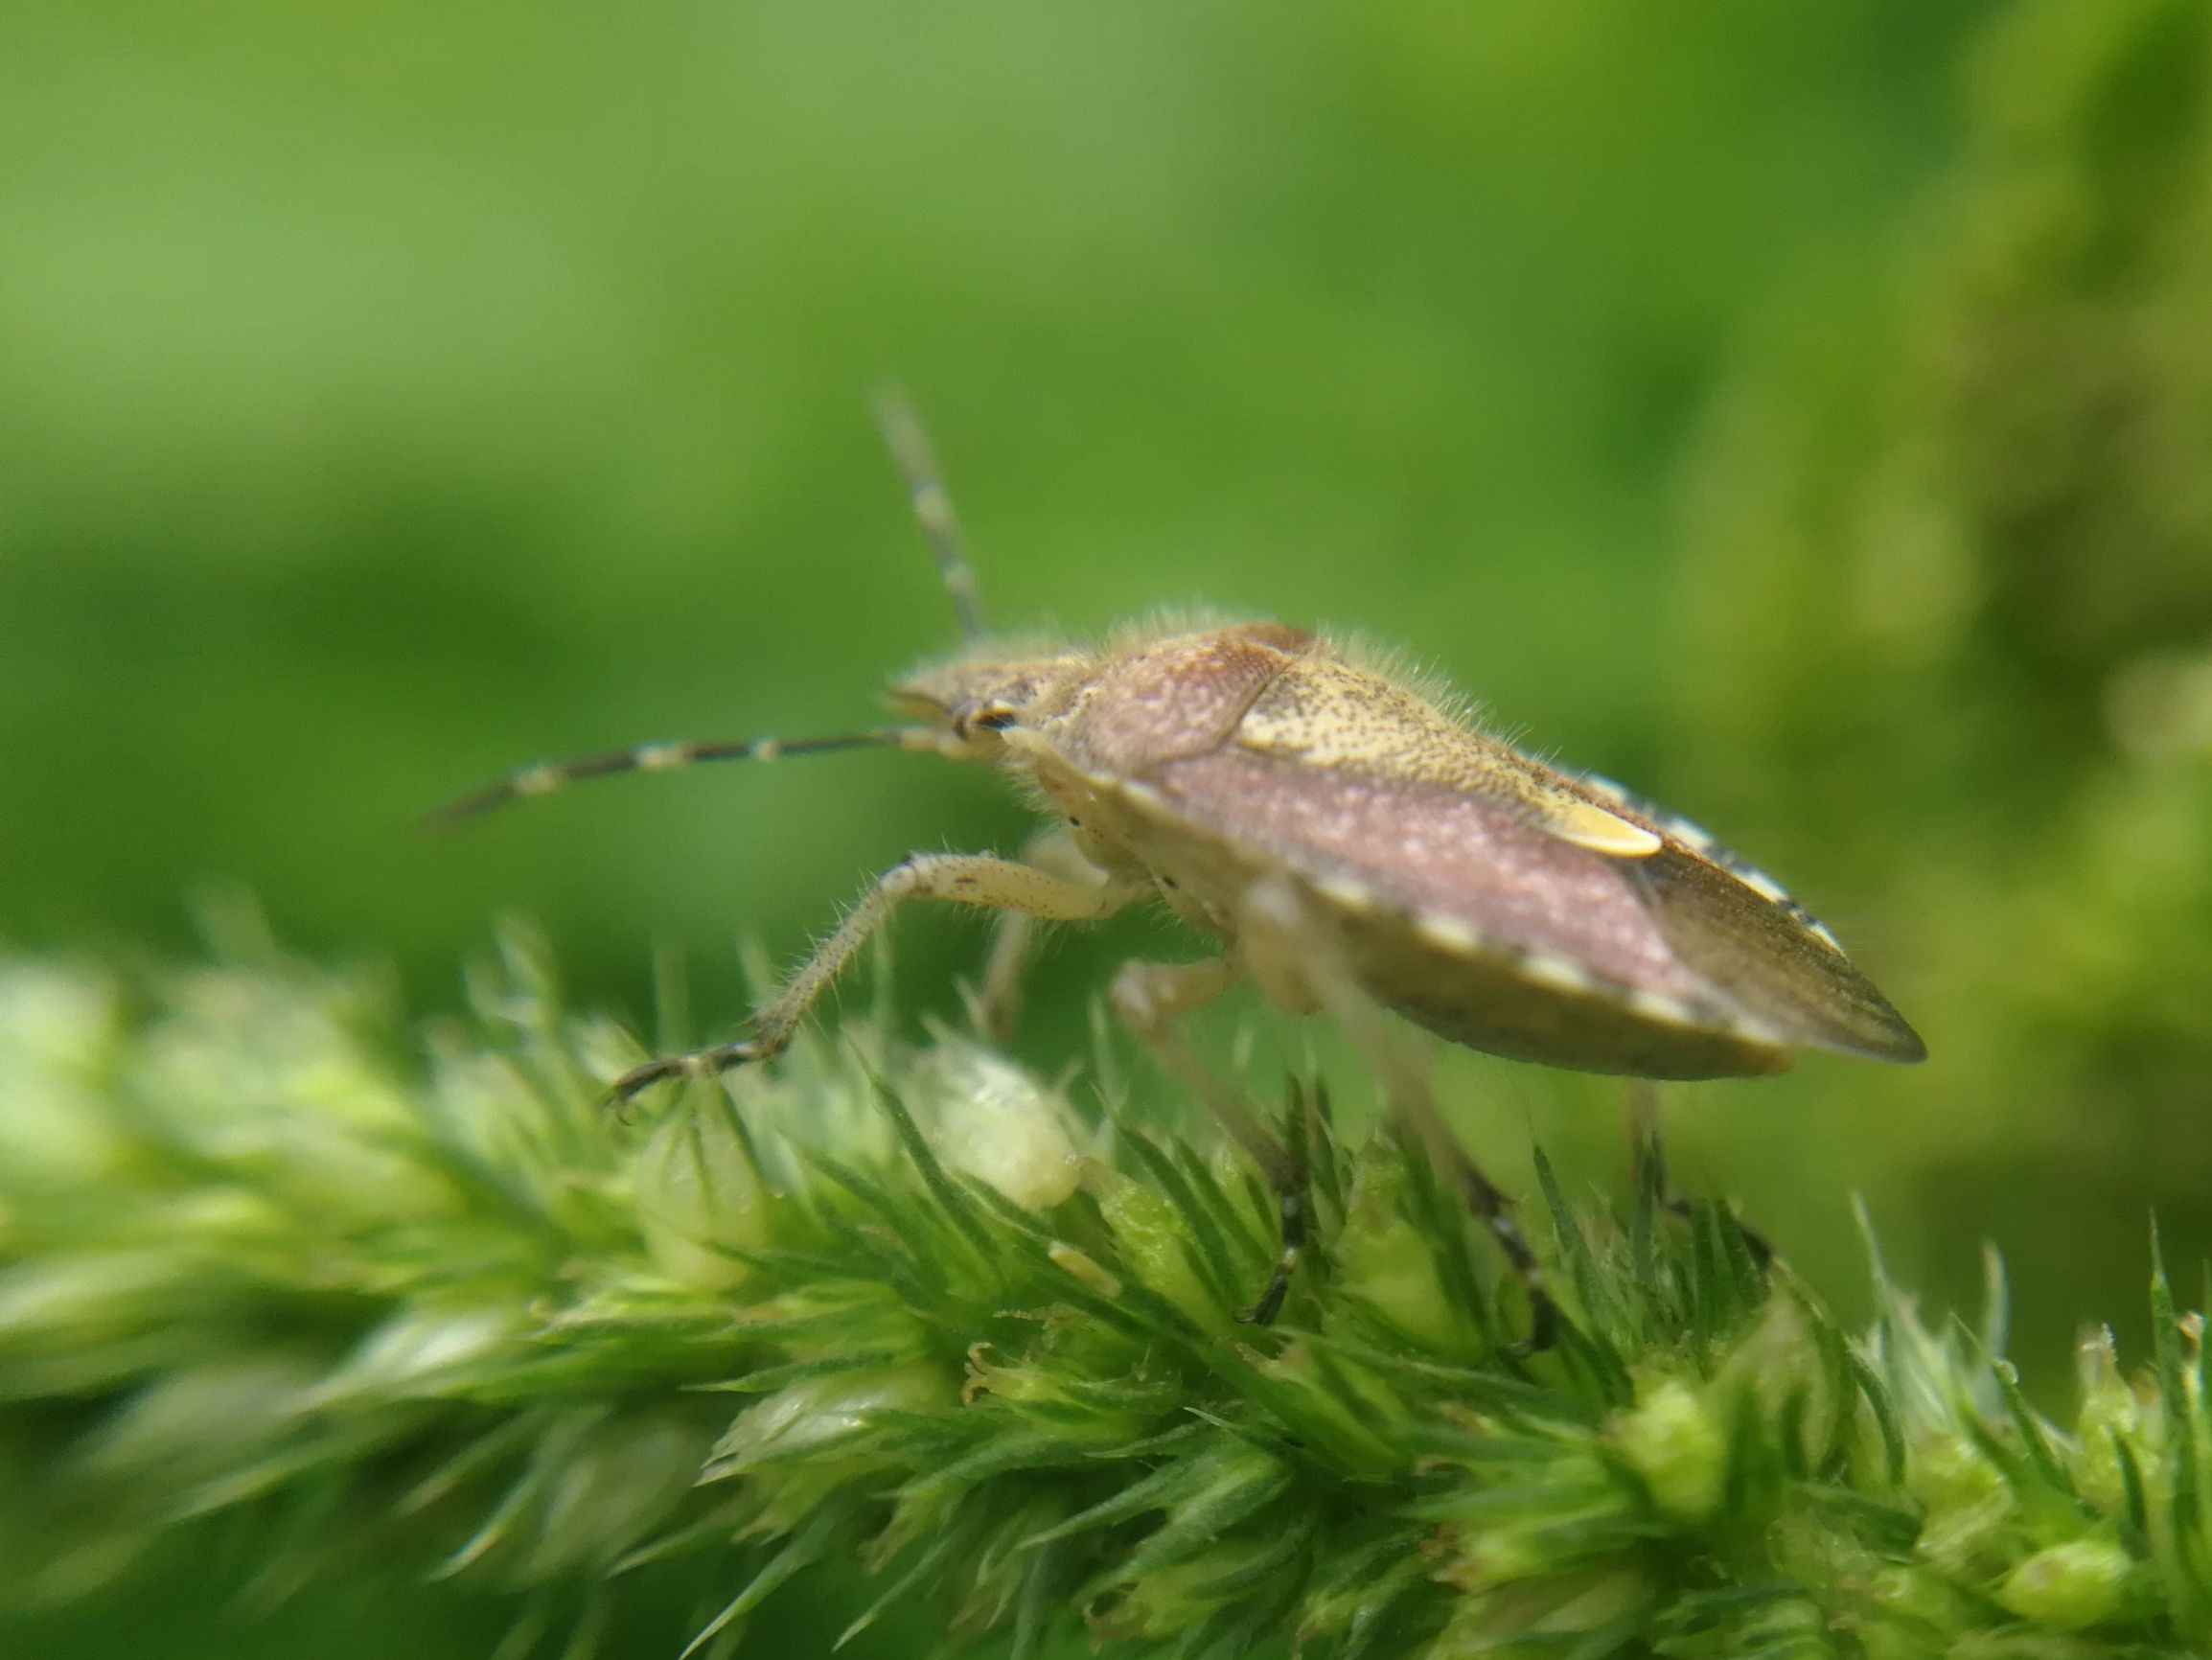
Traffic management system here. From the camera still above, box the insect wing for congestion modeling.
[1139,746,1920,1064]
[1622,844,1924,1063]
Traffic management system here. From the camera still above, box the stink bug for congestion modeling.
[436,392,1924,1346]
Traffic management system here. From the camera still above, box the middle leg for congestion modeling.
[1110,955,1309,1326]
[1236,878,1556,1354]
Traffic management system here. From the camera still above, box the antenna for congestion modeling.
[871,385,986,642]
[426,727,927,829]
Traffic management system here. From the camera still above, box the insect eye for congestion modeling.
[969,705,1018,731]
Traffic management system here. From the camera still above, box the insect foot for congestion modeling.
[1235,1184,1305,1328]
[1489,1207,1559,1359]
[605,1036,777,1113]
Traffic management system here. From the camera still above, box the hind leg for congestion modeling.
[1627,1079,1669,1210]
[1624,1079,1772,1266]
[1237,878,1555,1354]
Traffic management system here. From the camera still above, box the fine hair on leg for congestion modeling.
[970,829,1111,1045]
[610,851,1140,1105]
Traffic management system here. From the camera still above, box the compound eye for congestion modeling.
[968,703,1018,732]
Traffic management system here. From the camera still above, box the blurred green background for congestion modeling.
[7,0,2212,1650]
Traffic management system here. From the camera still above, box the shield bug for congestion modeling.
[435,392,1924,1346]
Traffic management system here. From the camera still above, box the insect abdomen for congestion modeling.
[1339,909,1795,1079]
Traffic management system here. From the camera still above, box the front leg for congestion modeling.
[968,828,1115,1044]
[612,852,1141,1103]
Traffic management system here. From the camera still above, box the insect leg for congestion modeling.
[1626,1078,1668,1209]
[969,829,1112,1045]
[871,385,986,643]
[1624,1079,1774,1266]
[1237,879,1557,1355]
[610,853,1142,1104]
[1109,957,1306,1325]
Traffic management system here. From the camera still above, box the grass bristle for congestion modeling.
[0,936,2205,1656]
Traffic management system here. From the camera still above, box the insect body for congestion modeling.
[438,394,1924,1343]
[893,622,1923,1083]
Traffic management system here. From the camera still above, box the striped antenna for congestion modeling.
[871,385,986,642]
[426,728,924,830]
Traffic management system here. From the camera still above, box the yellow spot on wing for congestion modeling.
[1546,796,1663,858]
